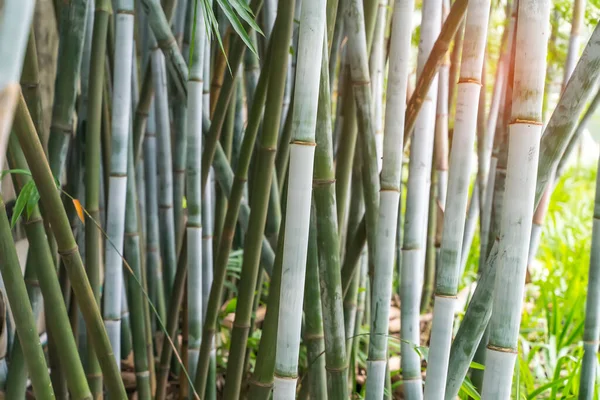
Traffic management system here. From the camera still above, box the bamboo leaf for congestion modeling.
[215,0,259,56]
[11,181,35,228]
[0,169,32,180]
[25,188,39,219]
[459,378,481,399]
[469,361,485,370]
[227,0,263,35]
[72,199,85,224]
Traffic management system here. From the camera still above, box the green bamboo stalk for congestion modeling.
[0,196,55,400]
[222,0,295,395]
[151,44,178,299]
[6,134,92,399]
[334,57,359,244]
[155,234,188,400]
[186,0,206,391]
[140,0,189,97]
[0,0,35,186]
[123,133,152,399]
[366,0,413,397]
[13,93,128,399]
[578,139,600,400]
[313,32,348,398]
[423,0,490,394]
[46,0,90,179]
[304,206,328,399]
[421,168,437,313]
[274,0,325,396]
[446,18,600,399]
[144,101,167,328]
[192,35,273,400]
[83,0,110,394]
[21,27,44,139]
[447,19,464,116]
[344,0,380,291]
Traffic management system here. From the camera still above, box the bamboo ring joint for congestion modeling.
[487,344,517,354]
[510,118,543,126]
[58,245,79,256]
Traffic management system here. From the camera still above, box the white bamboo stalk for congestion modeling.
[423,0,491,396]
[186,1,206,387]
[273,0,326,397]
[399,0,441,396]
[481,0,551,396]
[0,0,35,179]
[103,0,135,367]
[563,0,587,87]
[370,0,388,173]
[365,0,414,398]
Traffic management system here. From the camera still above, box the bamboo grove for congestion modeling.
[1,0,600,398]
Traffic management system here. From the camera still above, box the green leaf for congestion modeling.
[26,188,40,218]
[227,0,263,36]
[12,181,35,228]
[469,361,485,370]
[459,378,481,400]
[0,168,32,180]
[215,0,259,56]
[222,297,238,315]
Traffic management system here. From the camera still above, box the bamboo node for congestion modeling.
[21,82,39,89]
[24,216,43,225]
[136,110,149,117]
[233,322,251,329]
[457,78,482,85]
[248,379,273,388]
[110,173,127,178]
[234,176,248,183]
[304,333,325,341]
[261,145,277,153]
[290,140,316,147]
[352,79,371,87]
[380,187,401,193]
[435,293,458,299]
[136,371,151,377]
[510,118,543,126]
[157,36,177,50]
[116,9,136,15]
[487,344,517,354]
[584,340,600,344]
[202,234,213,239]
[159,204,174,209]
[187,222,202,228]
[58,245,79,256]
[189,78,204,83]
[124,232,139,237]
[313,178,335,187]
[50,122,73,136]
[325,365,349,372]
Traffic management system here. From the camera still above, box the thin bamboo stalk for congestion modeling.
[304,206,328,399]
[46,0,90,179]
[84,0,109,394]
[564,0,587,88]
[313,32,348,398]
[366,0,413,396]
[578,144,600,400]
[0,196,55,400]
[404,0,468,141]
[399,0,442,395]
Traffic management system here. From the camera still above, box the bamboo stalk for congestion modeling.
[222,1,295,396]
[578,140,600,400]
[192,43,272,399]
[186,0,206,392]
[13,93,128,399]
[313,31,348,398]
[304,206,328,399]
[366,0,413,397]
[273,0,325,396]
[423,0,490,395]
[446,18,600,399]
[0,0,35,183]
[46,0,90,179]
[102,0,135,366]
[0,195,55,400]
